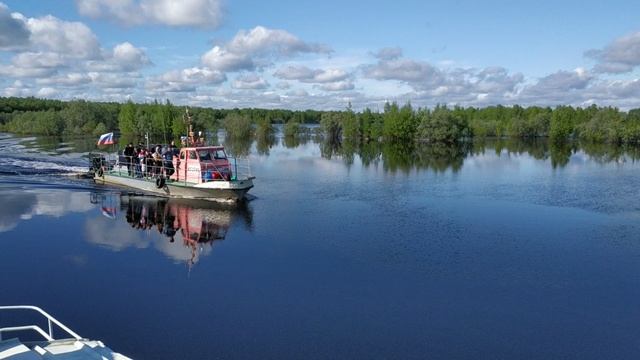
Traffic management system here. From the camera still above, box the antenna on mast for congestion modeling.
[183,107,194,146]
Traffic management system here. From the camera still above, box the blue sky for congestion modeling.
[1,0,640,110]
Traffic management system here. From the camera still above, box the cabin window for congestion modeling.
[179,151,185,160]
[198,150,212,161]
[213,150,226,159]
[188,151,197,160]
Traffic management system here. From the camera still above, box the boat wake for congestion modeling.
[0,134,89,176]
[0,134,96,190]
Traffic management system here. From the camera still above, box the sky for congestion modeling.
[1,0,640,110]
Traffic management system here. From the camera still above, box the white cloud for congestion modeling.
[317,80,355,91]
[112,42,151,70]
[26,15,100,59]
[586,31,640,74]
[232,73,269,89]
[276,81,291,90]
[0,2,153,101]
[0,2,30,50]
[226,26,330,56]
[88,72,139,89]
[274,65,350,83]
[273,65,317,80]
[75,0,224,29]
[363,56,445,90]
[372,47,402,61]
[36,87,58,97]
[146,67,226,95]
[0,63,58,78]
[2,80,31,97]
[12,52,67,69]
[523,68,592,96]
[201,46,253,72]
[201,26,331,72]
[36,73,92,86]
[273,65,353,92]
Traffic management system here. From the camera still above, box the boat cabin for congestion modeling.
[171,146,232,184]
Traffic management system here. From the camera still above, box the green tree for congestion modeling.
[118,100,136,135]
[383,102,416,141]
[549,106,576,141]
[341,103,359,140]
[223,113,252,139]
[417,105,467,143]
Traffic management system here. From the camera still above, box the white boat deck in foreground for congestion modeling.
[0,306,132,360]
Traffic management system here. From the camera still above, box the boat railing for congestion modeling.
[200,157,252,182]
[0,305,83,342]
[231,157,253,181]
[92,152,254,184]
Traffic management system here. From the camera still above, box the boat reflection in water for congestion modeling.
[87,193,252,268]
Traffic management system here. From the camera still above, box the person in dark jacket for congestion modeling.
[123,143,135,176]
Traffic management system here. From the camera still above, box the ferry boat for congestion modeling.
[90,110,254,202]
[0,305,132,359]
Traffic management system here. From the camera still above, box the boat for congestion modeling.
[0,305,132,359]
[90,110,254,202]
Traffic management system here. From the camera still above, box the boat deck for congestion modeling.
[0,306,131,360]
[0,338,129,359]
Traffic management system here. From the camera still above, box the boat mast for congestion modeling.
[183,107,194,147]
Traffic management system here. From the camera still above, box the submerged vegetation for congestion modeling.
[2,96,640,146]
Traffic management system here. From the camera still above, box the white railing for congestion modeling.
[0,305,83,342]
[232,157,253,180]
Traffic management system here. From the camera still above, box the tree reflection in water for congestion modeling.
[314,137,640,172]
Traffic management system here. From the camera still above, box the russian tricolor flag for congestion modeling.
[101,206,117,219]
[97,132,115,145]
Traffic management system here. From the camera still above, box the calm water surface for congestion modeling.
[0,133,639,359]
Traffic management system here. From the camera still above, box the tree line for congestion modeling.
[319,102,640,145]
[2,96,640,145]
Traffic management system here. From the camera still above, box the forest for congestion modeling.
[2,96,640,145]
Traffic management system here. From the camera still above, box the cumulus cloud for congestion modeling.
[85,42,151,72]
[36,87,58,97]
[75,0,224,29]
[25,15,100,59]
[88,72,139,89]
[586,31,640,73]
[317,80,354,91]
[2,80,31,97]
[372,47,403,61]
[201,26,331,72]
[36,73,92,86]
[0,63,58,78]
[363,56,445,90]
[274,65,350,83]
[472,66,524,94]
[523,68,592,96]
[360,48,527,104]
[0,2,30,50]
[146,67,226,95]
[0,1,152,100]
[231,73,269,89]
[201,46,253,72]
[112,42,151,69]
[273,65,353,91]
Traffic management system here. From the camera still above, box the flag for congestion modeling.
[97,132,115,145]
[101,206,117,219]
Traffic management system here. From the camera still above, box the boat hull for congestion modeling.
[94,172,253,202]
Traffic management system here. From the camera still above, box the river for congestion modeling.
[1,133,639,359]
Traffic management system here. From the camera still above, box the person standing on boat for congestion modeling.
[123,143,135,176]
[137,147,146,178]
[162,144,175,176]
[152,146,163,176]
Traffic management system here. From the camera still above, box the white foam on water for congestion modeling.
[0,157,87,174]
